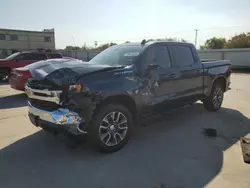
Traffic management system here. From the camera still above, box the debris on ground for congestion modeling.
[241,137,250,164]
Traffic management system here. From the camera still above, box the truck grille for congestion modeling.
[29,98,60,111]
[27,79,59,90]
[25,79,63,108]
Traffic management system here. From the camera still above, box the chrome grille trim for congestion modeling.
[25,85,62,104]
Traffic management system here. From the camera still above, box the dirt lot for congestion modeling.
[0,74,250,188]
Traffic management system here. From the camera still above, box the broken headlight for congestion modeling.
[68,84,82,93]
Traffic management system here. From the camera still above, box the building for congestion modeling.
[0,28,55,58]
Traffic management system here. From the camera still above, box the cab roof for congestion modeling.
[118,40,193,48]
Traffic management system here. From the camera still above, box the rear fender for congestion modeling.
[205,75,227,96]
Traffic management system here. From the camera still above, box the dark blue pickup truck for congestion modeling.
[25,41,231,152]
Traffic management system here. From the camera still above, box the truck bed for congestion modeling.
[202,60,231,69]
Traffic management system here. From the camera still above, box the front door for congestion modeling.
[143,44,181,111]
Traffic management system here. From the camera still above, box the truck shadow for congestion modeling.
[0,93,27,109]
[0,81,9,86]
[0,104,249,188]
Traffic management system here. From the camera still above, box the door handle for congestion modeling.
[168,73,176,78]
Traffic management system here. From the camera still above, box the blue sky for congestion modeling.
[1,0,250,48]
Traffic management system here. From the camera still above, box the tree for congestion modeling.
[65,46,81,50]
[202,37,226,49]
[81,43,88,50]
[225,33,250,48]
[94,43,117,51]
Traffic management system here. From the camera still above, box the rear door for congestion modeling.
[169,44,203,101]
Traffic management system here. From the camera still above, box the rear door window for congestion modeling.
[171,45,195,67]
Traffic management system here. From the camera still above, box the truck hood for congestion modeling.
[29,59,116,87]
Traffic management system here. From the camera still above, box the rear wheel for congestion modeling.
[89,104,133,153]
[203,83,224,111]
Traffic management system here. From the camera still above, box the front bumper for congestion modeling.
[28,102,85,135]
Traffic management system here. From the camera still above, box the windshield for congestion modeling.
[89,45,143,66]
[5,52,20,60]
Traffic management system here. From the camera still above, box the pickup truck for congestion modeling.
[25,41,231,152]
[0,51,64,81]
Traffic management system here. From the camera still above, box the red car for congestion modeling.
[0,51,64,81]
[9,58,79,91]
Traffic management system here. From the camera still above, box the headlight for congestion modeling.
[68,84,82,93]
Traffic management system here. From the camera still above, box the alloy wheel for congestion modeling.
[99,111,128,147]
[212,87,223,108]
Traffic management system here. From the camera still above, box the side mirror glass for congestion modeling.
[144,64,159,76]
[148,64,159,70]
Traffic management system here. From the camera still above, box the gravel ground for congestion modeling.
[0,74,250,188]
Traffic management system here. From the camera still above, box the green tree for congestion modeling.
[81,43,88,50]
[226,33,250,48]
[202,37,226,49]
[65,46,81,50]
[95,43,117,51]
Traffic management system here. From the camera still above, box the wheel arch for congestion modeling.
[95,94,138,125]
[212,76,227,91]
[205,75,227,97]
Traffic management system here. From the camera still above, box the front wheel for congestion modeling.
[203,83,224,111]
[89,104,133,153]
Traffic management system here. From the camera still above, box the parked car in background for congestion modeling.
[0,51,69,81]
[9,58,80,91]
[25,41,231,152]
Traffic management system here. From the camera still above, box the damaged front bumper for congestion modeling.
[28,102,86,135]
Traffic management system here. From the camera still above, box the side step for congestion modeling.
[139,103,194,126]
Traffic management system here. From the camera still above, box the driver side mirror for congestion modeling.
[148,64,159,70]
[144,63,159,76]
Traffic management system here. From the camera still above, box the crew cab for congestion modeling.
[25,41,231,152]
[0,51,64,81]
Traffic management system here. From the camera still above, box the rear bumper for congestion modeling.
[9,78,26,91]
[28,102,85,135]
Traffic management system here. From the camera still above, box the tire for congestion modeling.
[203,83,224,111]
[0,69,10,82]
[89,103,133,153]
